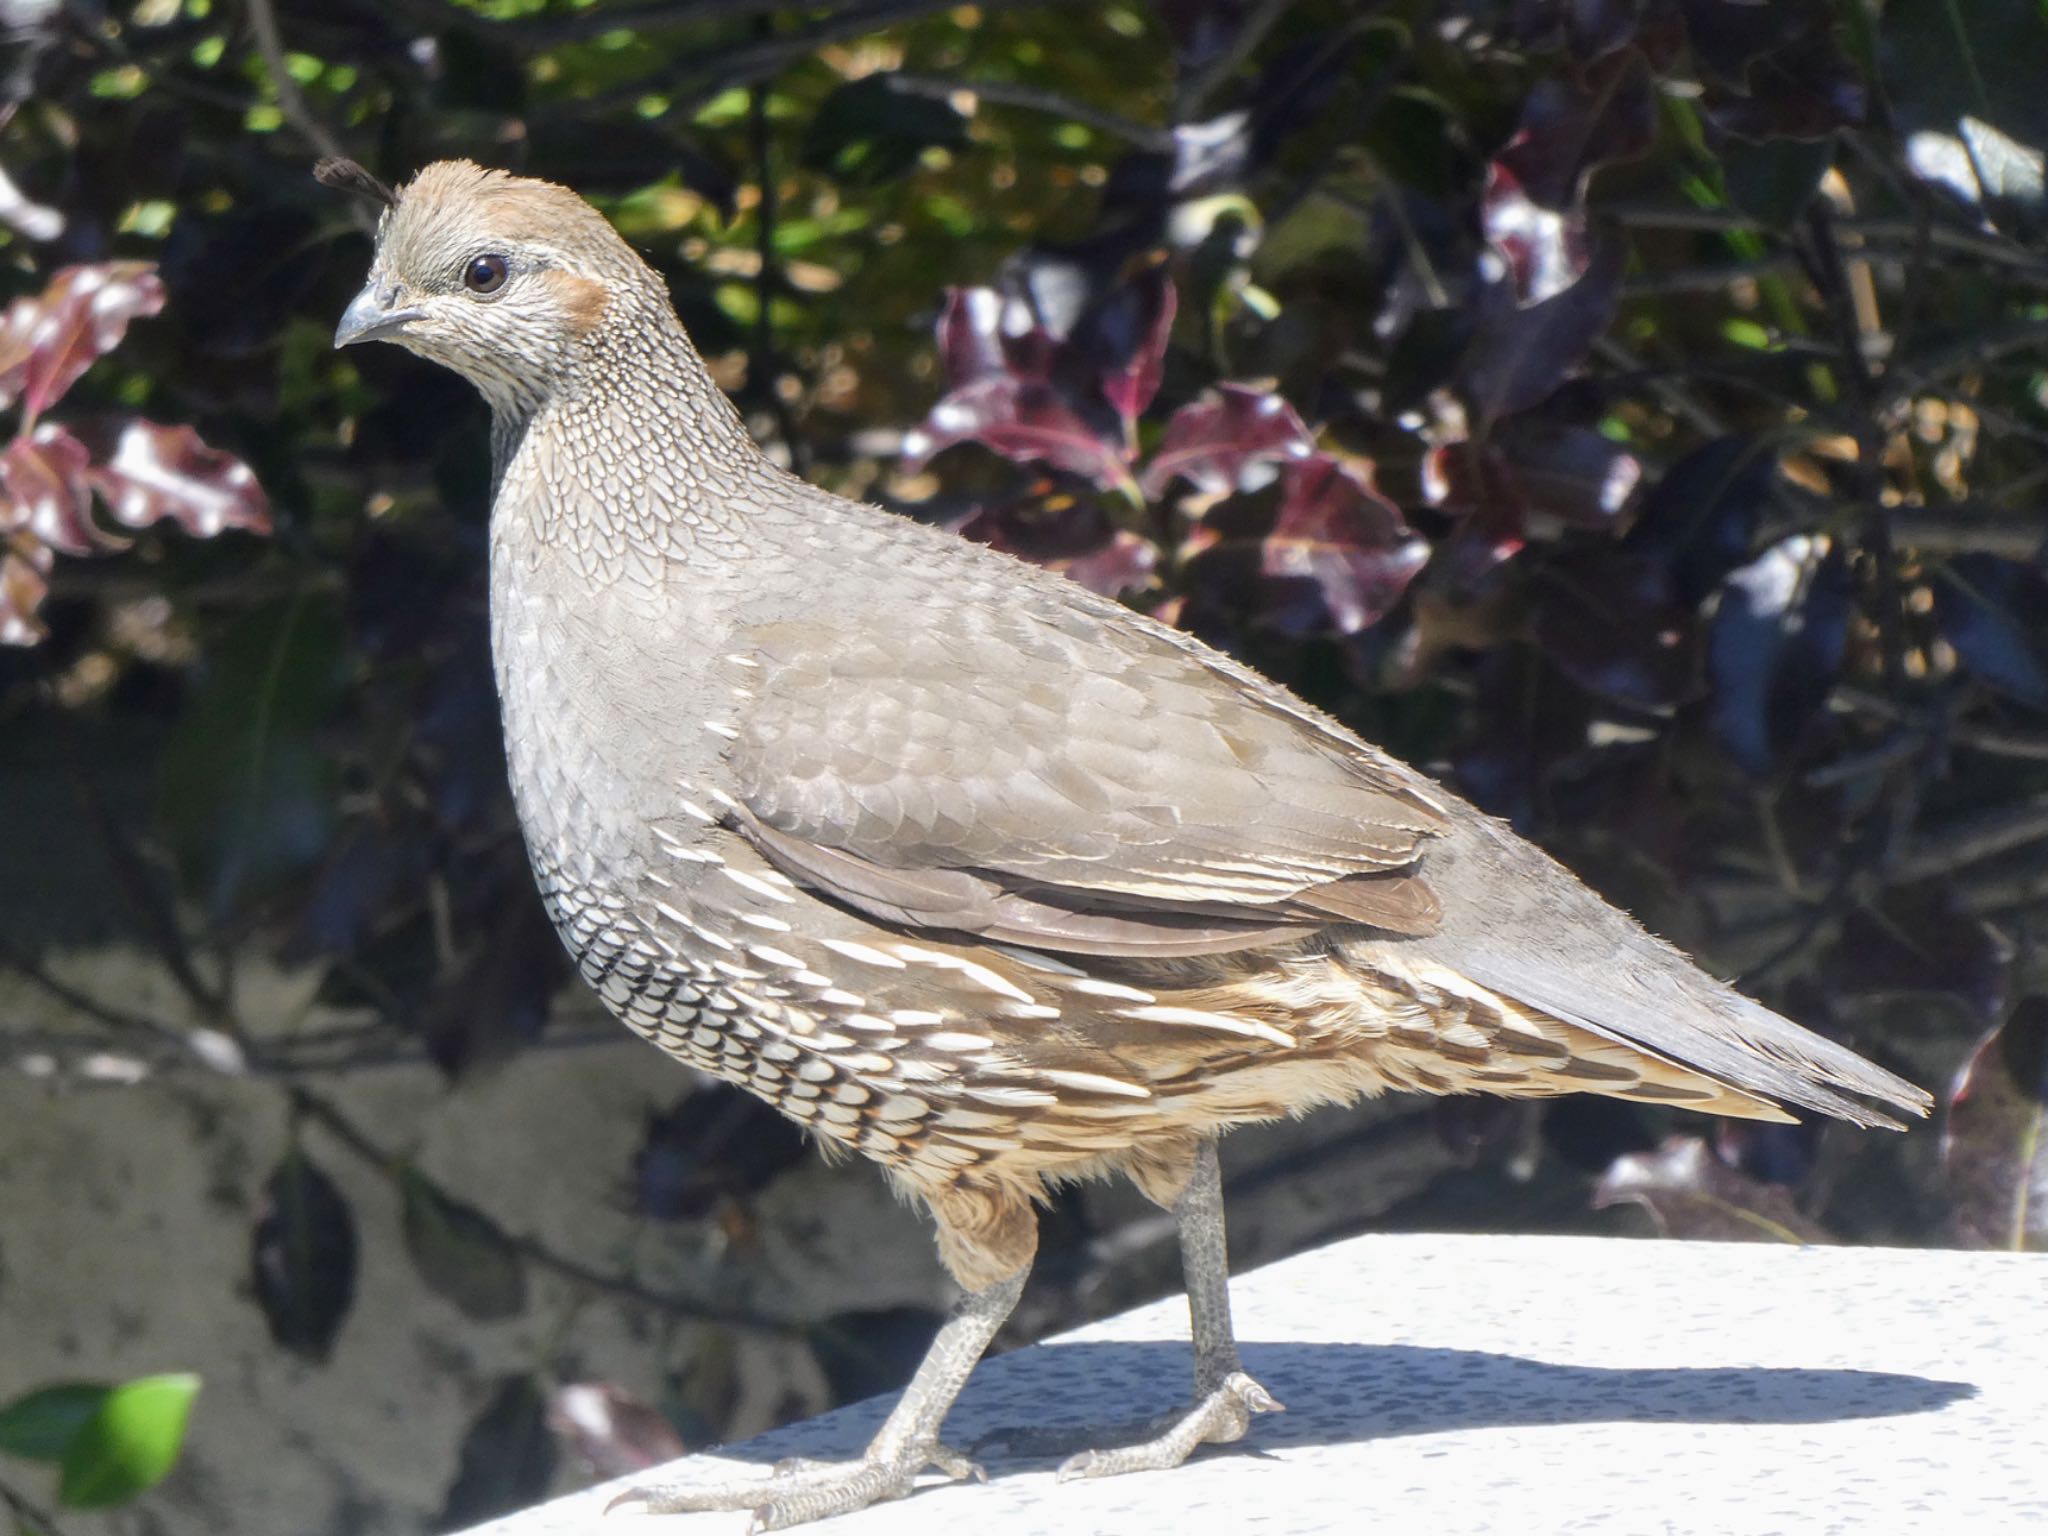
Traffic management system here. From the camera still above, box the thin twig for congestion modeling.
[1178,0,1300,118]
[660,0,1028,112]
[289,1088,799,1333]
[0,937,197,1056]
[885,72,1172,151]
[0,1475,69,1536]
[243,0,373,233]
[1890,795,2048,884]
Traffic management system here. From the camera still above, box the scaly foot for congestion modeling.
[607,1441,983,1531]
[977,1370,1282,1480]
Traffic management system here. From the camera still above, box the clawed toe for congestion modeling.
[1054,1371,1284,1482]
[604,1441,981,1529]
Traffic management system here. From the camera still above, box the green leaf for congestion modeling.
[0,1384,110,1462]
[57,1374,200,1509]
[399,1168,528,1320]
[801,76,967,187]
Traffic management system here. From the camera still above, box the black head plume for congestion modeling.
[313,157,398,210]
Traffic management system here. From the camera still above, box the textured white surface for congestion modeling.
[466,1232,2044,1535]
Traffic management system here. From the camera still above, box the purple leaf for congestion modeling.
[0,262,165,421]
[1943,999,2048,1252]
[1532,547,1698,711]
[901,376,1133,490]
[546,1383,687,1479]
[1704,20,1866,141]
[80,419,272,538]
[1140,382,1315,498]
[1461,239,1623,426]
[1085,266,1177,427]
[1424,419,1642,533]
[1627,435,1783,603]
[1,423,100,555]
[1256,454,1430,635]
[934,287,1016,386]
[1707,533,1850,777]
[953,496,1160,599]
[1594,1134,1836,1243]
[933,285,1056,387]
[1493,52,1656,211]
[1482,160,1594,304]
[1933,555,2048,711]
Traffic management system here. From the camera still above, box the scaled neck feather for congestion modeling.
[489,277,769,554]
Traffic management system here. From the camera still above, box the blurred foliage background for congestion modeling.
[3,0,2047,1528]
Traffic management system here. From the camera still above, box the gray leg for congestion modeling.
[1057,1137,1283,1480]
[610,1265,1027,1530]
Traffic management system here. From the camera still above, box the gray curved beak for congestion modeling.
[334,282,423,348]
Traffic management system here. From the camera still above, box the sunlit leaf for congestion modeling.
[56,1374,200,1509]
[0,262,164,420]
[901,375,1131,489]
[1257,454,1428,635]
[0,423,99,555]
[1140,382,1314,498]
[81,419,272,538]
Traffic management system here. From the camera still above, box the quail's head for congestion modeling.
[329,159,645,412]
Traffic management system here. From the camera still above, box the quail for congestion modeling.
[324,157,1930,1529]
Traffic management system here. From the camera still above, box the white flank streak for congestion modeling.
[820,937,908,969]
[688,923,736,953]
[651,900,691,928]
[703,720,739,739]
[738,911,794,933]
[1071,978,1158,1003]
[746,944,806,970]
[726,653,761,668]
[1040,1069,1151,1099]
[643,871,672,889]
[890,1009,947,1026]
[964,1085,1058,1107]
[666,845,723,864]
[922,1031,995,1053]
[679,799,719,824]
[817,987,865,1007]
[890,945,1037,1004]
[1007,1004,1063,1020]
[1124,1004,1296,1048]
[723,866,796,903]
[843,1014,897,1033]
[950,958,1037,1004]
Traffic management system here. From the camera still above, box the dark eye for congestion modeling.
[463,254,509,294]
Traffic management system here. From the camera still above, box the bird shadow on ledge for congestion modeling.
[710,1340,1976,1469]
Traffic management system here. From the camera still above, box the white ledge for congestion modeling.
[464,1232,2046,1533]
